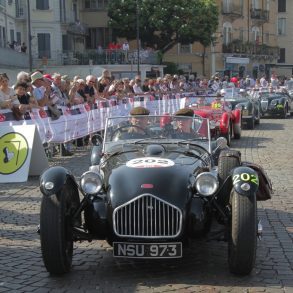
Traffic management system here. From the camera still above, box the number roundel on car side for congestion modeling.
[126,157,175,168]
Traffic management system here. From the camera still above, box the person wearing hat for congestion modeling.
[113,106,150,140]
[129,106,150,135]
[172,108,196,139]
[31,71,50,107]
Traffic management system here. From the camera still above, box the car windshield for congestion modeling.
[182,94,232,111]
[103,115,211,152]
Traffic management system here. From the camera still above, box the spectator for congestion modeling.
[260,74,268,87]
[77,78,87,102]
[98,76,111,97]
[98,69,111,82]
[96,44,103,55]
[122,40,129,62]
[111,80,125,101]
[15,42,21,52]
[122,77,134,95]
[142,78,150,92]
[68,79,85,105]
[0,73,18,109]
[84,75,97,105]
[31,71,50,107]
[133,77,143,94]
[21,42,27,53]
[51,73,68,106]
[16,71,30,83]
[15,82,40,110]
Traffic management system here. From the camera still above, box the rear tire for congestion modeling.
[233,119,241,139]
[40,185,78,275]
[228,190,257,275]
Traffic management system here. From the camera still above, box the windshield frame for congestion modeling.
[102,115,211,153]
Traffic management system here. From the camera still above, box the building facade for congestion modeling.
[274,0,293,77]
[0,0,286,80]
[163,0,279,79]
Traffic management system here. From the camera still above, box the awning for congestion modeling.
[226,57,250,64]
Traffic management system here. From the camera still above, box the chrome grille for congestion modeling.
[113,194,182,238]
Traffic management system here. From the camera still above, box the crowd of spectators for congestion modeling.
[0,68,291,157]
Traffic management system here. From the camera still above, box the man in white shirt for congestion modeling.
[122,41,129,62]
[133,77,143,94]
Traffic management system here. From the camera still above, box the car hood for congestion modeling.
[102,152,203,209]
[261,95,284,102]
[225,99,248,109]
[192,107,223,121]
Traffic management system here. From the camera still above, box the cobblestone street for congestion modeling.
[0,118,292,293]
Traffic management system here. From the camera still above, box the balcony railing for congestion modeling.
[32,49,160,67]
[222,3,242,16]
[250,9,269,22]
[222,41,279,58]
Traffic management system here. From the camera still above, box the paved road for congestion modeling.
[0,118,293,293]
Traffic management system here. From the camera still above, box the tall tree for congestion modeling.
[108,0,219,53]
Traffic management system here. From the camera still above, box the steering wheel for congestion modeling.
[111,125,148,141]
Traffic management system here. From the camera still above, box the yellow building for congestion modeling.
[163,0,279,79]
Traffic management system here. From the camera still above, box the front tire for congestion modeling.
[40,185,78,275]
[246,117,255,129]
[281,104,287,119]
[217,150,240,207]
[228,190,257,275]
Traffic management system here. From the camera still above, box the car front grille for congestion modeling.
[113,194,182,238]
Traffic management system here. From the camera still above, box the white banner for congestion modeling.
[0,95,183,144]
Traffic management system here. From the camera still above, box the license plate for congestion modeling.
[113,242,182,258]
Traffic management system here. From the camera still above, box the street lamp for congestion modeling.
[136,0,140,75]
[27,0,32,72]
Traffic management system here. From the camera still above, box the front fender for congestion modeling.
[40,166,78,196]
[232,166,259,197]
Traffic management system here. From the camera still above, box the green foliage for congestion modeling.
[108,0,219,53]
[163,62,179,75]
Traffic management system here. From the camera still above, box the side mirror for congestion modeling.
[91,134,103,146]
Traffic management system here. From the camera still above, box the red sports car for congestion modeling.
[182,93,242,145]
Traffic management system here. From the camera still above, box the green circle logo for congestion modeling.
[0,132,29,175]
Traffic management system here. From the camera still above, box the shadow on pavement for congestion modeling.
[1,208,291,292]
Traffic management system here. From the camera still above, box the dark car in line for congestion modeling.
[38,114,272,276]
[222,88,261,129]
[250,88,293,118]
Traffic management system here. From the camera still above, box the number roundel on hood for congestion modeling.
[126,157,175,168]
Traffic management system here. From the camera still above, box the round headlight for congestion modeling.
[195,172,219,196]
[80,171,103,195]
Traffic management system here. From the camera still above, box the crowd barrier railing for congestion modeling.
[1,92,197,144]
